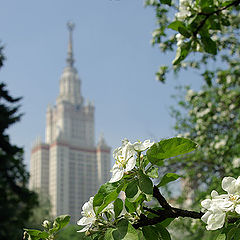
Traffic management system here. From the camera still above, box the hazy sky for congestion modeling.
[0,0,201,167]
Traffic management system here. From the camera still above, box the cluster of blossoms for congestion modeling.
[110,139,154,183]
[77,139,154,233]
[201,176,240,230]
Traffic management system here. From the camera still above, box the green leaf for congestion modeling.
[147,167,159,179]
[200,35,217,55]
[160,0,171,6]
[125,180,139,199]
[23,229,49,240]
[172,42,191,65]
[23,229,43,237]
[146,137,197,165]
[125,198,136,213]
[105,228,115,240]
[155,224,171,240]
[53,215,70,231]
[168,21,186,31]
[227,227,238,240]
[202,6,215,13]
[216,233,226,240]
[158,173,181,187]
[143,226,161,239]
[93,181,124,215]
[138,170,153,195]
[159,218,174,228]
[112,219,139,240]
[178,27,191,38]
[114,198,123,218]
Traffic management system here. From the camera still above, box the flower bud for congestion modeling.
[42,220,51,229]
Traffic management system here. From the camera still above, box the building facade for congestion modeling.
[29,23,111,222]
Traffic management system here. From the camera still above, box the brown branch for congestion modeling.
[133,186,240,229]
[153,186,172,210]
[133,186,203,229]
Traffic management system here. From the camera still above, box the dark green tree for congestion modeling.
[0,47,38,240]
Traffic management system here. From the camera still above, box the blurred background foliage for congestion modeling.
[145,0,240,239]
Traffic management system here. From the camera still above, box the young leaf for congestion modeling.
[147,167,159,179]
[172,42,191,65]
[112,219,139,240]
[125,198,136,213]
[158,218,174,228]
[23,229,49,240]
[160,0,171,6]
[138,170,153,195]
[216,233,226,240]
[155,224,171,240]
[114,198,123,218]
[168,21,186,31]
[200,35,217,55]
[158,173,181,187]
[105,228,115,240]
[143,226,161,240]
[93,181,124,215]
[178,27,191,38]
[53,215,70,231]
[147,137,197,165]
[125,180,139,199]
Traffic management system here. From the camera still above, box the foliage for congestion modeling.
[24,215,70,240]
[169,72,240,198]
[0,47,38,240]
[76,138,199,239]
[145,0,240,85]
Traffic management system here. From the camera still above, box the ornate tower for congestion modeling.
[30,23,111,223]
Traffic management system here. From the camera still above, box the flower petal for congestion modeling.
[222,177,236,194]
[125,156,136,171]
[235,204,240,214]
[109,168,124,183]
[201,199,212,210]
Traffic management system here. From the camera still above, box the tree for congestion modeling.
[145,0,240,86]
[0,47,38,239]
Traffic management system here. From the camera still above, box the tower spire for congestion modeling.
[66,22,75,67]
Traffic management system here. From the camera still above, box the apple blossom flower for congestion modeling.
[109,139,136,183]
[77,197,96,232]
[233,157,240,168]
[222,176,240,195]
[201,176,240,230]
[201,191,227,230]
[133,139,154,152]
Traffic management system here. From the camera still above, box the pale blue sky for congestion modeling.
[0,0,201,167]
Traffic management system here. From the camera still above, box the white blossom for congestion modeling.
[233,158,240,168]
[133,139,154,152]
[201,177,240,230]
[42,220,51,229]
[109,139,136,183]
[77,197,96,232]
[214,139,227,149]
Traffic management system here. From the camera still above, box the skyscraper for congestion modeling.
[29,23,111,222]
